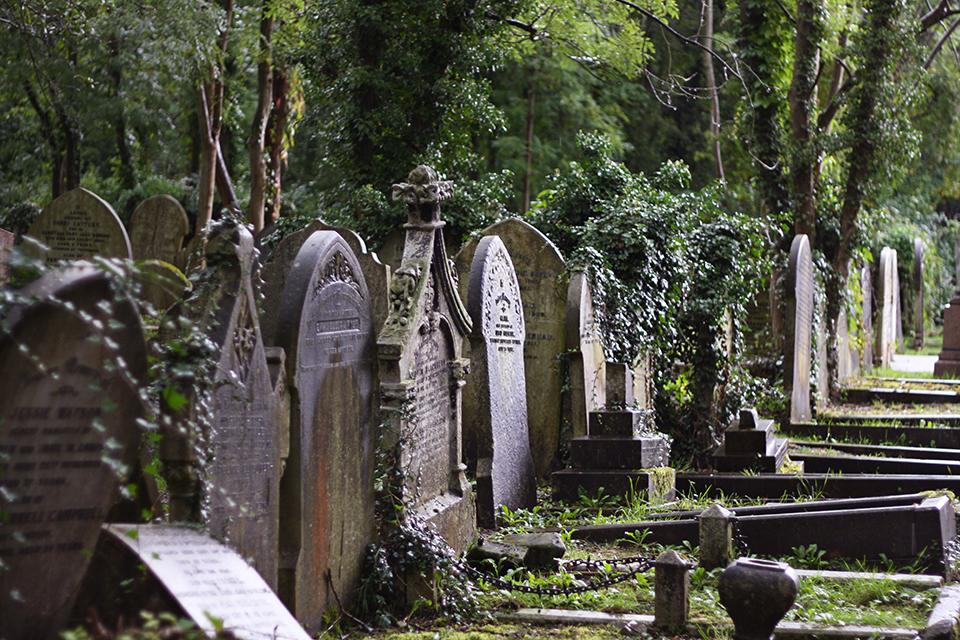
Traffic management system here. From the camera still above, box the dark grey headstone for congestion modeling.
[129,195,190,263]
[276,230,377,633]
[454,218,567,480]
[566,273,606,438]
[159,224,281,590]
[378,166,474,553]
[464,236,536,528]
[915,238,924,349]
[105,524,310,640]
[0,265,147,640]
[784,235,813,423]
[25,188,132,263]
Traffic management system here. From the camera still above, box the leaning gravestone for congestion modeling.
[102,524,310,640]
[0,265,147,640]
[276,230,377,633]
[454,218,567,480]
[128,195,191,264]
[260,219,390,348]
[783,235,813,423]
[877,247,898,369]
[566,273,606,439]
[914,238,924,349]
[25,188,132,264]
[463,236,537,528]
[378,166,475,553]
[159,222,281,590]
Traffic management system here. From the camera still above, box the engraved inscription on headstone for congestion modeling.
[454,218,567,480]
[464,236,536,527]
[0,266,147,640]
[276,231,376,633]
[784,235,813,423]
[106,524,310,640]
[129,195,190,263]
[25,188,132,263]
[566,273,606,439]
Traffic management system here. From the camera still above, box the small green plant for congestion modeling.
[789,544,827,569]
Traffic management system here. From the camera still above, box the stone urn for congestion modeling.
[718,557,799,640]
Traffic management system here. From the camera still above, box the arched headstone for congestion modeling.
[784,235,813,423]
[566,273,606,438]
[25,188,132,263]
[129,195,190,263]
[877,247,899,369]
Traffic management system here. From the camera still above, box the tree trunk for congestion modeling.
[701,0,724,182]
[789,0,820,244]
[522,73,538,215]
[266,68,291,223]
[109,37,136,192]
[247,1,275,235]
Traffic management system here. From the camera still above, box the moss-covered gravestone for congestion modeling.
[378,166,474,553]
[276,230,377,633]
[0,265,147,640]
[25,188,132,264]
[128,195,190,264]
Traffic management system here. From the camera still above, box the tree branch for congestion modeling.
[924,14,960,68]
[921,0,960,31]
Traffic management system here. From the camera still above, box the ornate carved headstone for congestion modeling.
[159,223,282,590]
[25,188,132,263]
[463,236,536,528]
[784,235,813,423]
[914,238,924,349]
[566,273,606,439]
[377,166,474,553]
[128,195,191,264]
[275,230,377,632]
[877,247,899,369]
[103,524,310,640]
[260,219,389,348]
[0,266,147,640]
[454,218,567,480]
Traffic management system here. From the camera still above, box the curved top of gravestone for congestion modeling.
[27,187,132,262]
[785,234,811,295]
[455,217,564,268]
[129,195,190,262]
[466,235,526,339]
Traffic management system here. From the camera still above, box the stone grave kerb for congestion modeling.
[275,230,377,632]
[464,235,537,528]
[783,234,813,424]
[377,165,475,553]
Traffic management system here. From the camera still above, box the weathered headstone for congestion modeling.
[877,247,899,369]
[128,195,191,263]
[935,287,960,378]
[463,235,536,528]
[0,227,13,285]
[260,219,390,348]
[0,265,147,640]
[103,524,310,640]
[378,228,407,274]
[275,230,377,632]
[24,188,132,263]
[159,223,282,590]
[378,166,474,553]
[454,218,567,480]
[783,235,813,423]
[861,264,874,372]
[914,238,924,349]
[566,272,606,439]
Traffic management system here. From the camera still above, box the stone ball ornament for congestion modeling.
[718,557,799,640]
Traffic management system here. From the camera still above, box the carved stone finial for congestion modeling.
[391,165,454,211]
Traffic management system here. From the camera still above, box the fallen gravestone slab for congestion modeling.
[0,265,148,640]
[103,524,310,640]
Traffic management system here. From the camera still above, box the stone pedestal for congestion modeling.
[552,363,673,502]
[713,408,791,473]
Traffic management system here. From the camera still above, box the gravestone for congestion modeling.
[134,260,191,314]
[877,247,899,369]
[24,188,132,263]
[102,524,310,640]
[260,219,390,348]
[128,195,191,263]
[463,235,536,528]
[377,166,474,553]
[454,218,567,480]
[783,235,813,423]
[566,273,606,439]
[935,286,960,377]
[914,238,924,349]
[378,228,407,274]
[275,230,377,632]
[159,222,282,590]
[0,265,147,640]
[0,227,13,285]
[861,264,874,372]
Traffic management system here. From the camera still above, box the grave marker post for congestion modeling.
[783,235,813,423]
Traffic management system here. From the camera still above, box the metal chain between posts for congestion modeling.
[459,554,659,596]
